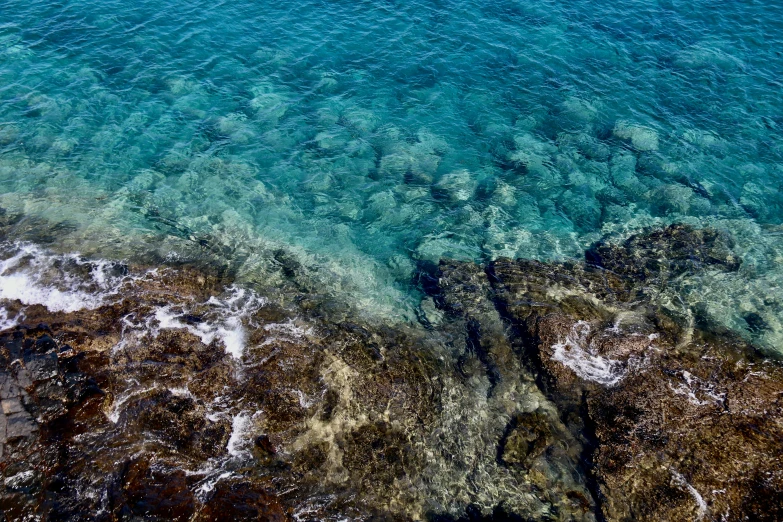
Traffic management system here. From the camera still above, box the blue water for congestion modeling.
[1,1,782,346]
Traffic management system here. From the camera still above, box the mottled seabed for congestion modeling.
[1,0,783,520]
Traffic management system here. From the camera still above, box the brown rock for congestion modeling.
[501,411,554,467]
[487,228,783,522]
[112,459,196,521]
[196,480,287,522]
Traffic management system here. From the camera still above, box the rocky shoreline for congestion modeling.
[1,224,781,521]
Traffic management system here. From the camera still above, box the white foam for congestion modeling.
[217,316,246,359]
[258,319,314,348]
[0,306,22,331]
[672,470,708,520]
[551,321,626,386]
[0,270,103,312]
[169,386,194,399]
[292,496,339,522]
[669,370,726,407]
[151,305,232,353]
[106,385,158,423]
[195,471,235,496]
[294,389,314,408]
[152,286,265,359]
[0,242,133,313]
[263,319,312,338]
[226,411,251,457]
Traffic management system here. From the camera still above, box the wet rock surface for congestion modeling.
[0,224,780,521]
[482,225,783,522]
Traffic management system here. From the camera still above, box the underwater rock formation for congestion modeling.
[482,224,782,522]
[0,224,781,521]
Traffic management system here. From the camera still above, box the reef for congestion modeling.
[0,224,781,521]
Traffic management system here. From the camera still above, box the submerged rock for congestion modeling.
[500,411,554,467]
[433,169,477,203]
[613,121,660,151]
[0,224,780,521]
[486,226,782,522]
[585,223,741,284]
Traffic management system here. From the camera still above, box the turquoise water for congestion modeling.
[1,1,782,347]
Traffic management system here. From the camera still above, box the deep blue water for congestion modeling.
[1,0,782,347]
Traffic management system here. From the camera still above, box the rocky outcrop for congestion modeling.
[484,225,783,522]
[0,224,781,521]
[0,259,595,521]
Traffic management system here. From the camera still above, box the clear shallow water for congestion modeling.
[1,0,782,348]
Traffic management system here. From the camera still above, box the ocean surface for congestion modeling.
[1,0,782,351]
